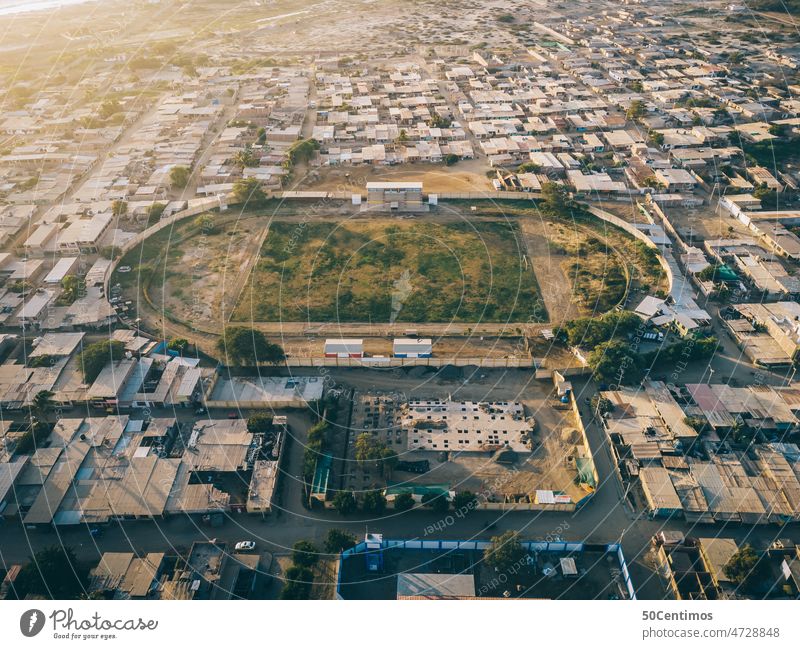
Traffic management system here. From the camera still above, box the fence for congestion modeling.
[283,356,536,368]
[586,205,675,295]
[103,195,226,294]
[435,191,539,200]
[336,538,636,600]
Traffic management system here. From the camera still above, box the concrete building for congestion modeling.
[56,213,113,254]
[393,338,432,358]
[402,399,534,453]
[654,168,698,191]
[43,257,80,284]
[365,182,424,211]
[89,552,167,599]
[727,302,800,367]
[324,338,363,358]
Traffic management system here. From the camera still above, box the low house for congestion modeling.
[324,338,363,358]
[393,338,432,358]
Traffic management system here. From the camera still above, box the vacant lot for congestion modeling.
[113,214,266,331]
[234,219,547,323]
[306,159,494,193]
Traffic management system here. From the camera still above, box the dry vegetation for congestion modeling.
[234,218,547,324]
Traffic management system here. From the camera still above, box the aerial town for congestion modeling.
[0,0,799,608]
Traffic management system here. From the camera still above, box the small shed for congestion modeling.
[324,338,363,358]
[393,338,432,358]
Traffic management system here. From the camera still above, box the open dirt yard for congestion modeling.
[660,203,751,244]
[341,380,588,505]
[304,159,494,194]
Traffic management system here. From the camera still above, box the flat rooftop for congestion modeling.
[209,375,323,405]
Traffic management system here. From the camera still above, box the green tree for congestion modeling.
[724,545,770,596]
[590,395,615,416]
[697,264,722,283]
[727,51,745,64]
[430,113,452,129]
[13,546,88,599]
[483,531,526,573]
[170,165,190,189]
[233,145,259,168]
[111,200,127,217]
[587,340,643,385]
[77,340,126,384]
[324,529,357,554]
[517,161,542,174]
[683,416,708,434]
[168,337,190,353]
[444,153,459,166]
[452,491,477,512]
[292,540,319,568]
[626,99,646,120]
[642,175,665,190]
[355,432,378,466]
[232,176,267,206]
[216,326,285,366]
[14,420,51,455]
[393,492,415,512]
[246,411,273,434]
[332,490,357,515]
[540,181,573,217]
[649,130,665,146]
[31,389,55,424]
[59,275,85,305]
[287,138,320,165]
[195,213,219,235]
[379,447,398,476]
[28,354,55,368]
[422,491,449,513]
[361,490,387,515]
[753,184,777,209]
[559,311,642,348]
[279,565,313,599]
[146,202,166,226]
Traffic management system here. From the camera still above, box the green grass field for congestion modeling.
[233,219,547,323]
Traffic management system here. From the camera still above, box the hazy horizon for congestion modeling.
[0,0,98,17]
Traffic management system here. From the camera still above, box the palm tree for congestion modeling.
[233,145,258,168]
[31,390,55,425]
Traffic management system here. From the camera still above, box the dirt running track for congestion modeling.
[519,218,581,326]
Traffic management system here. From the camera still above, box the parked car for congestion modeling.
[235,541,256,552]
[118,266,132,273]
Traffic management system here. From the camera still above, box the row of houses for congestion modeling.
[0,415,288,528]
[600,381,800,524]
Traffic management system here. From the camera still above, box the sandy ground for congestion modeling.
[305,158,493,193]
[343,380,585,503]
[660,203,750,243]
[158,216,265,329]
[519,218,582,325]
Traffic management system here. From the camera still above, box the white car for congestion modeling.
[235,541,256,552]
[118,266,132,273]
